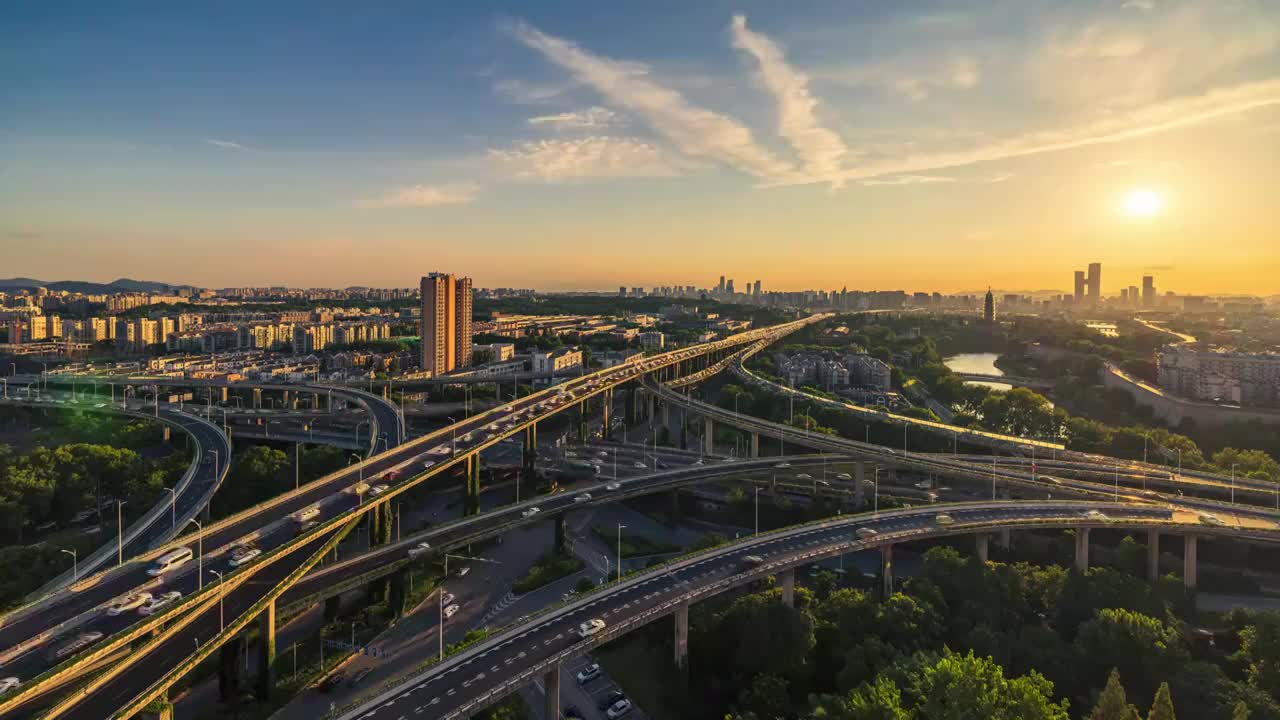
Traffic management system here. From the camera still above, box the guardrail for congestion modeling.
[326,500,1195,719]
[8,402,230,602]
[19,317,822,716]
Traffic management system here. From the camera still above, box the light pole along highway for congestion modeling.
[0,316,823,720]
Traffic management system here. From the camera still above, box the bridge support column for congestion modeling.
[674,603,689,669]
[1147,529,1161,582]
[1184,535,1198,590]
[679,412,688,450]
[998,528,1012,549]
[703,417,714,456]
[554,515,568,556]
[255,600,276,701]
[253,387,262,410]
[880,545,894,600]
[218,636,244,700]
[1074,528,1090,572]
[625,386,636,427]
[779,568,795,608]
[544,664,561,719]
[648,392,656,427]
[975,534,989,563]
[853,462,866,507]
[464,455,480,516]
[388,569,408,619]
[602,388,612,440]
[750,432,759,458]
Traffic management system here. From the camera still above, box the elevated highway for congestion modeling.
[0,396,232,601]
[0,316,823,719]
[332,500,1280,720]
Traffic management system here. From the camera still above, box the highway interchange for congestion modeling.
[5,312,1280,719]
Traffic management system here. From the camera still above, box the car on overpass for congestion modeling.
[578,618,606,638]
[106,592,152,616]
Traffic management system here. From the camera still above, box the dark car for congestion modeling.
[598,690,627,711]
[318,671,346,692]
[563,704,584,719]
[347,667,372,686]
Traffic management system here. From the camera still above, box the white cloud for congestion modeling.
[487,136,681,182]
[780,78,1280,186]
[858,174,957,186]
[203,138,248,150]
[1122,0,1155,11]
[527,107,620,130]
[729,15,849,187]
[359,183,480,208]
[821,56,981,101]
[507,20,797,183]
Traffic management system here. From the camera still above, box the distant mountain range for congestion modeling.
[0,278,192,294]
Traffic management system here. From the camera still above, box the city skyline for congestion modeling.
[4,1,1279,293]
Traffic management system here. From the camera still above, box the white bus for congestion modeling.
[147,546,193,576]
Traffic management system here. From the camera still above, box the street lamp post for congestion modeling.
[164,487,176,529]
[61,548,77,580]
[616,524,626,581]
[209,570,225,631]
[754,486,760,535]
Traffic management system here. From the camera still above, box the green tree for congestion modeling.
[909,650,1070,720]
[812,675,910,720]
[1089,669,1141,720]
[1234,612,1280,697]
[1146,682,1176,720]
[738,673,790,719]
[1075,609,1185,707]
[1234,701,1251,720]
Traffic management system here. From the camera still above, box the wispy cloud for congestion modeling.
[488,136,681,182]
[203,138,249,151]
[820,57,980,101]
[729,15,849,188]
[1122,0,1156,11]
[859,174,957,186]
[359,183,480,208]
[797,78,1280,186]
[527,107,620,130]
[507,20,797,183]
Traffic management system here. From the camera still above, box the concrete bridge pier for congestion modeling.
[647,392,656,427]
[602,388,612,440]
[544,664,560,720]
[1147,529,1161,581]
[1184,535,1198,590]
[218,636,245,700]
[464,455,481,516]
[750,432,759,458]
[255,600,276,701]
[554,515,568,556]
[975,534,989,563]
[779,568,795,607]
[853,462,866,507]
[1075,528,1091,571]
[388,569,408,619]
[880,545,894,599]
[674,603,689,668]
[703,417,714,456]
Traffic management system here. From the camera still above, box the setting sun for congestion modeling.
[1122,188,1164,218]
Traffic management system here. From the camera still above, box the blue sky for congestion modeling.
[3,1,1278,293]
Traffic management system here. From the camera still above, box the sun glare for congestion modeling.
[1122,188,1164,218]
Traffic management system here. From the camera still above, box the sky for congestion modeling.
[2,0,1278,295]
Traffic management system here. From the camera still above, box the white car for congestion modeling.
[443,603,460,619]
[934,514,955,526]
[457,566,470,577]
[835,473,852,481]
[796,473,812,480]
[576,663,601,683]
[0,678,19,696]
[139,591,183,616]
[578,618,606,638]
[605,482,622,491]
[228,546,262,568]
[606,698,634,719]
[441,592,455,606]
[368,484,389,496]
[574,493,592,503]
[632,461,646,469]
[408,541,432,558]
[346,482,370,495]
[856,527,878,539]
[521,507,541,518]
[107,592,152,616]
[1084,510,1109,522]
[775,462,791,469]
[1199,513,1226,527]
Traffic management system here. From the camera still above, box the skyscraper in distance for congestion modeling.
[1074,271,1086,304]
[1087,262,1102,304]
[983,288,995,324]
[420,272,472,376]
[1142,275,1155,307]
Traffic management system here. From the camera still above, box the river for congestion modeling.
[943,352,1013,391]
